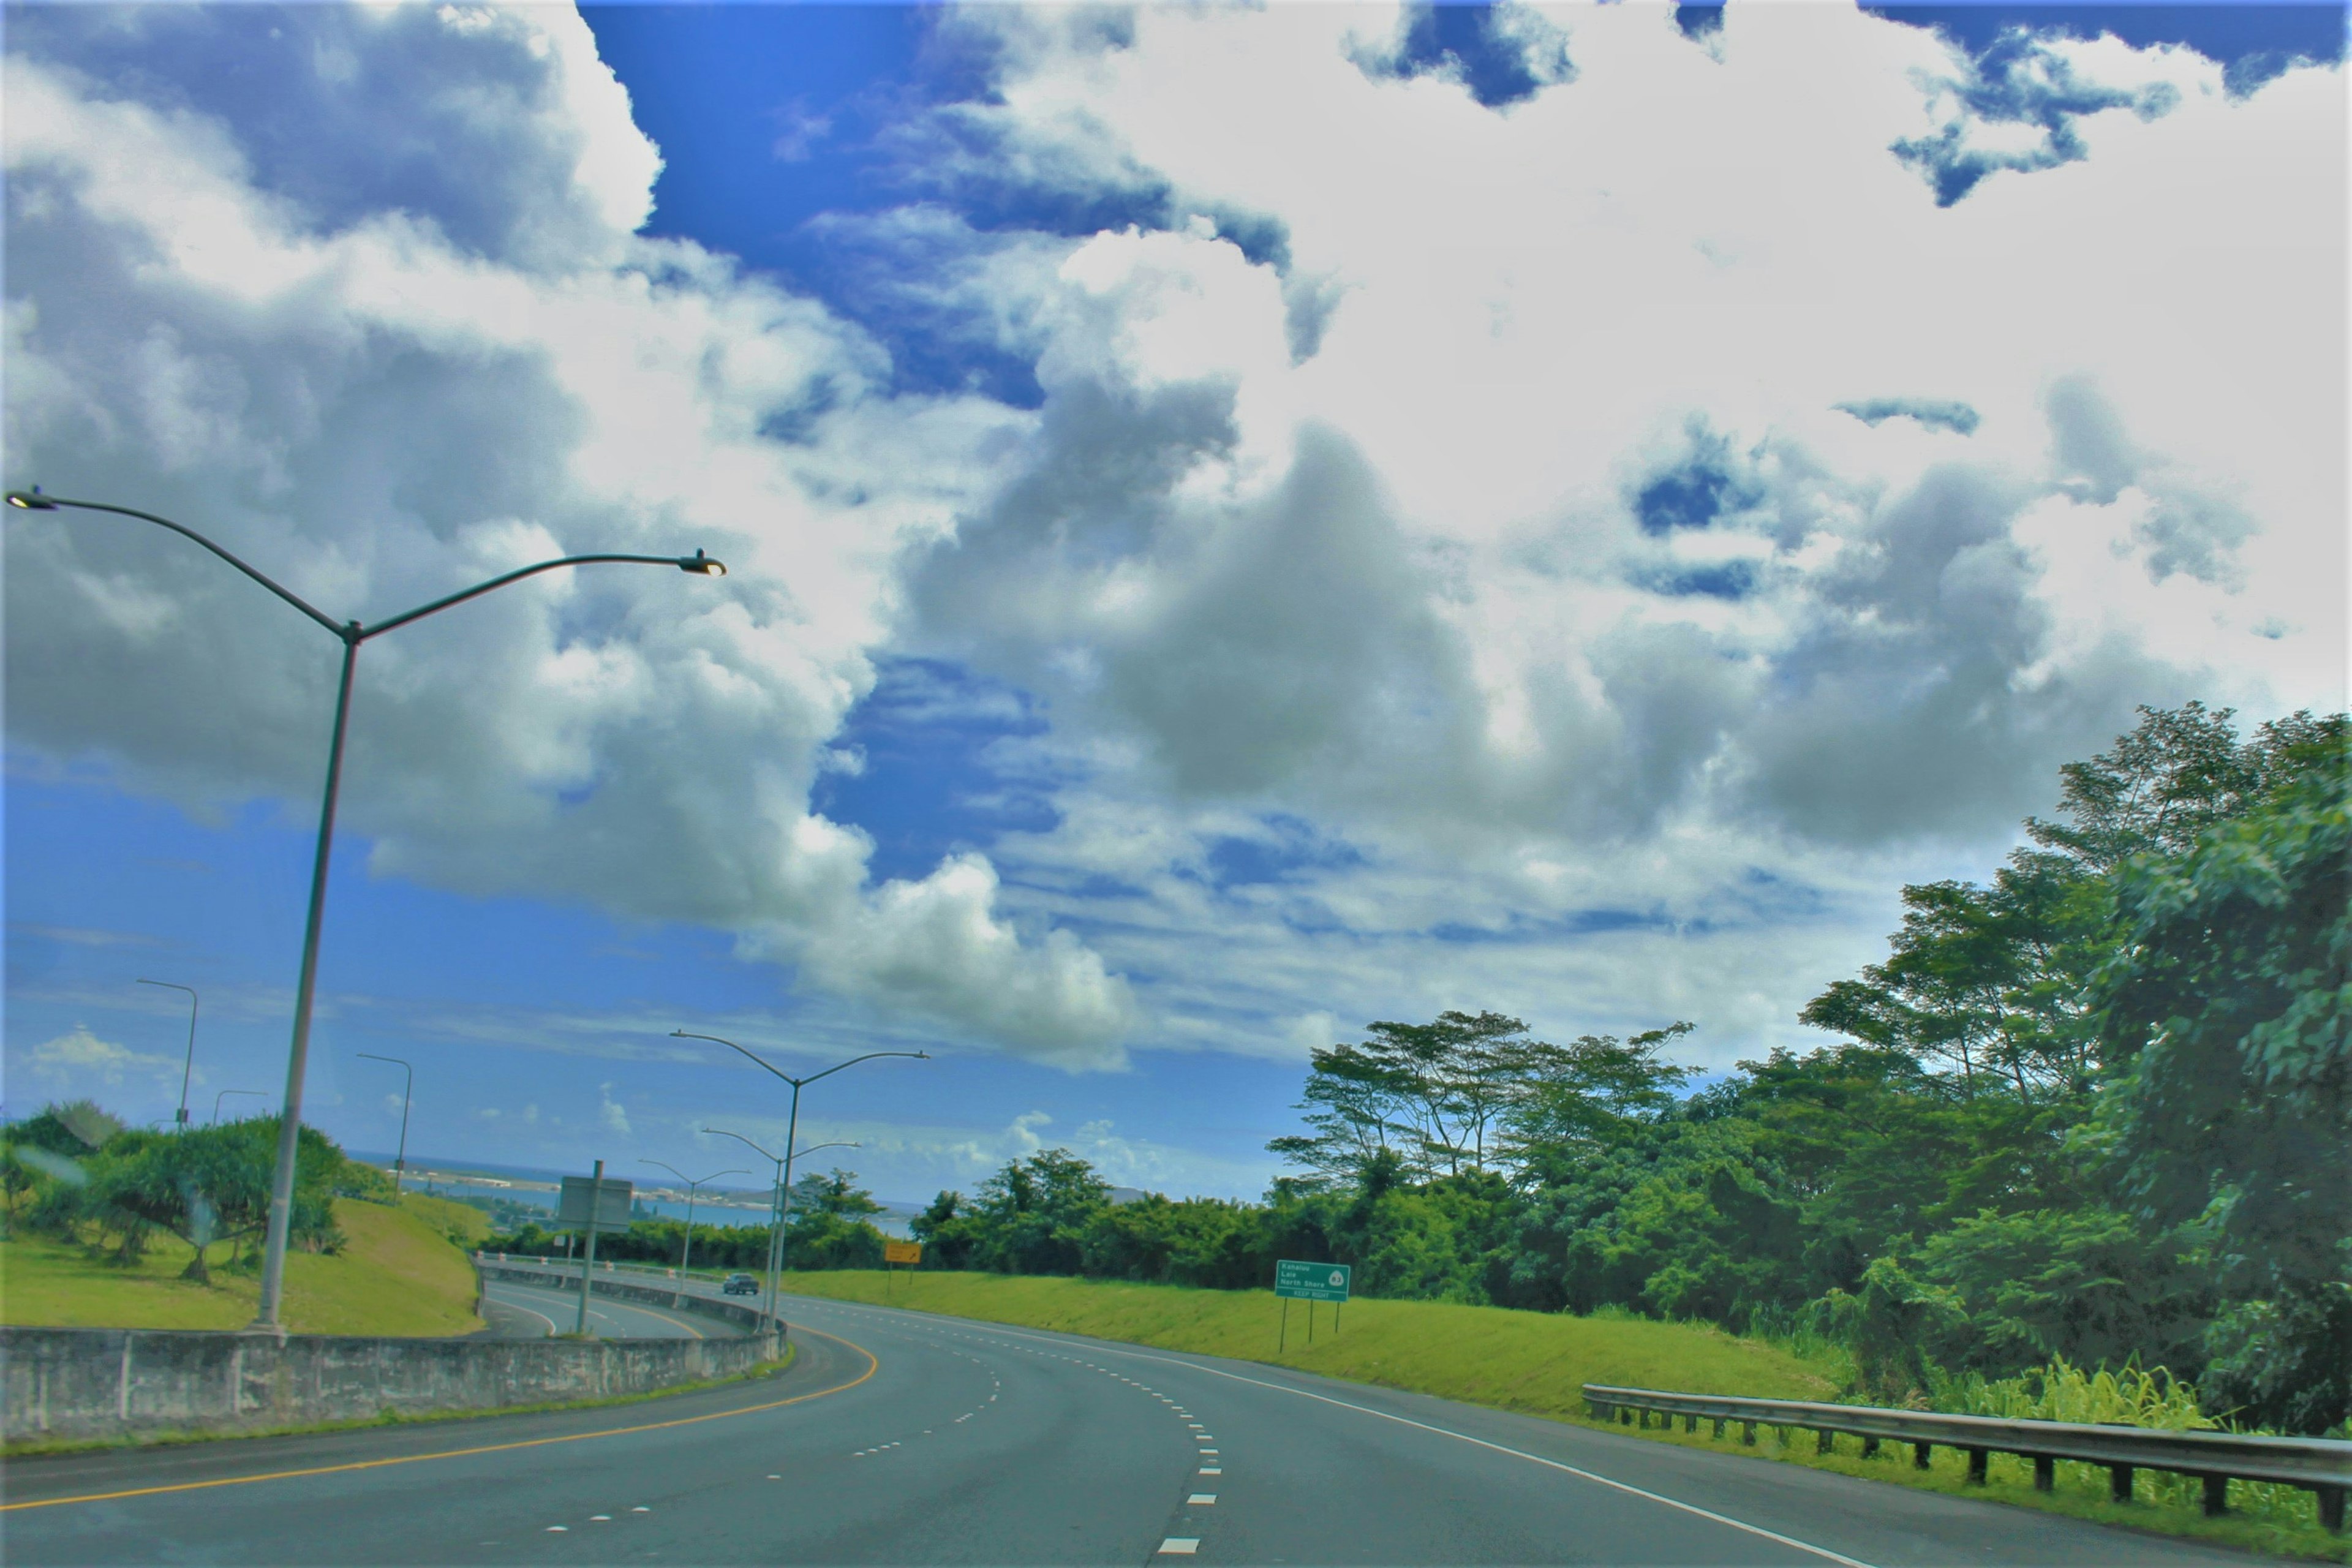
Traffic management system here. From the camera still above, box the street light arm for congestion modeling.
[363,552,725,639]
[797,1050,930,1088]
[701,1126,778,1164]
[671,1030,798,1087]
[12,494,345,635]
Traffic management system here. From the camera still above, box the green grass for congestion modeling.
[775,1270,2346,1563]
[772,1270,1844,1420]
[1,1196,483,1336]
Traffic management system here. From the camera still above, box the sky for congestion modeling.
[4,1,2345,1209]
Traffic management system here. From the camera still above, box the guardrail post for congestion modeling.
[1912,1442,1931,1469]
[1816,1429,1834,1455]
[1711,1418,1725,1439]
[1742,1421,1757,1446]
[1683,1414,1697,1434]
[2109,1463,2133,1503]
[1966,1448,1988,1484]
[2200,1474,2227,1516]
[2315,1484,2343,1534]
[2034,1456,2054,1492]
[1862,1436,1880,1459]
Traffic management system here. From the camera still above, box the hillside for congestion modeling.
[1,1195,483,1336]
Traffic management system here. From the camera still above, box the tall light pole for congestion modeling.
[355,1053,413,1191]
[701,1127,859,1326]
[676,1029,924,1318]
[213,1088,268,1124]
[8,487,725,1331]
[641,1159,747,1282]
[137,979,198,1126]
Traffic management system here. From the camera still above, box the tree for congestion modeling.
[965,1150,1112,1275]
[1499,1023,1694,1176]
[2090,728,2350,1431]
[1272,1012,1561,1182]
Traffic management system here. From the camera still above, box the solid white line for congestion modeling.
[782,1301,1879,1568]
[487,1288,562,1338]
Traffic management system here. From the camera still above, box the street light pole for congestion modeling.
[137,979,199,1126]
[701,1127,858,1328]
[355,1054,413,1190]
[7,488,724,1331]
[642,1160,747,1281]
[674,1031,924,1326]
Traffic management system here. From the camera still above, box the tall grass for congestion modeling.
[1933,1357,2312,1527]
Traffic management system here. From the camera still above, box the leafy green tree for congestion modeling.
[1499,1022,1694,1177]
[911,1190,977,1270]
[2090,727,2350,1431]
[965,1150,1112,1275]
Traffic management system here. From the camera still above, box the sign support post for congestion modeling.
[575,1159,603,1335]
[1273,1259,1350,1355]
[882,1238,921,1300]
[556,1163,633,1338]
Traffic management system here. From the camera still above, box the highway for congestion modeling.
[0,1290,2284,1566]
[477,1276,742,1341]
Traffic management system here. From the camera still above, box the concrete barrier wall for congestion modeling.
[2,1273,783,1445]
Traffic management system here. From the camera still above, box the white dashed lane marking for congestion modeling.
[792,1300,1236,1555]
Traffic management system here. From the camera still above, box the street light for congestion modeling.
[355,1054,413,1191]
[7,486,725,1331]
[213,1088,269,1125]
[675,1028,924,1317]
[137,979,199,1126]
[641,1159,747,1283]
[699,1126,861,1325]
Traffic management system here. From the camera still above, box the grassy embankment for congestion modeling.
[1,1193,488,1336]
[774,1270,2347,1564]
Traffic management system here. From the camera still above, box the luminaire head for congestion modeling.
[678,549,726,576]
[7,489,58,510]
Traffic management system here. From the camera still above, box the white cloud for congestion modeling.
[874,1,2343,1061]
[21,1024,177,1088]
[4,1,2341,1107]
[598,1082,631,1139]
[2,5,1131,1067]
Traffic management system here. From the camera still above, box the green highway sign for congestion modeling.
[1275,1259,1351,1303]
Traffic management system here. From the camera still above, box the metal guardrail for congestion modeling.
[1583,1384,2350,1532]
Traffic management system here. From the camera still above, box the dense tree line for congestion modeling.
[892,704,2346,1434]
[2,1104,377,1277]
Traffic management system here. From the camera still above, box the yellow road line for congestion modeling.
[1,1325,878,1514]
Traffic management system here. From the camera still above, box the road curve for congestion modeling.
[0,1291,2283,1566]
[477,1276,740,1341]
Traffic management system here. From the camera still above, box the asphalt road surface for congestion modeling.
[478,1278,745,1341]
[1,1292,2285,1567]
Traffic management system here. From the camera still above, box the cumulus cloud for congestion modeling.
[23,1024,177,1087]
[2,4,1131,1065]
[866,0,2341,1060]
[6,1,2342,1093]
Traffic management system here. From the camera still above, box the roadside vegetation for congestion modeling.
[480,704,2347,1544]
[1,1109,483,1335]
[769,1266,1842,1412]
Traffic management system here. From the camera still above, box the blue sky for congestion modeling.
[5,1,2344,1207]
